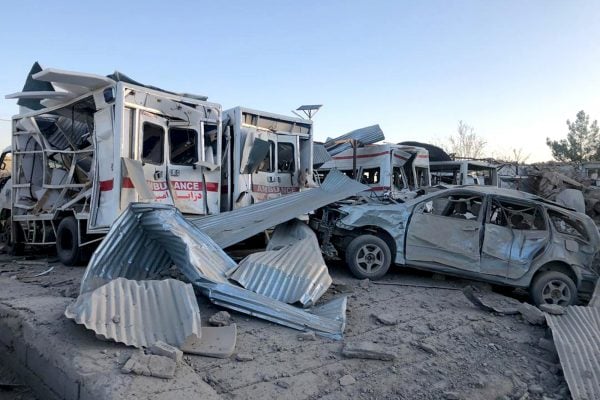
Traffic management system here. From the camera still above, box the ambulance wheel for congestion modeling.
[6,221,24,256]
[56,216,81,266]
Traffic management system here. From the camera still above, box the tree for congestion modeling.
[447,121,487,159]
[492,148,531,164]
[546,110,600,163]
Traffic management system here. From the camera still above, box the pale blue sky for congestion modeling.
[1,0,599,161]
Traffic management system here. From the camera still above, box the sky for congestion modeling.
[1,0,599,162]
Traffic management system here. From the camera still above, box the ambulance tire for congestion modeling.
[7,221,24,256]
[56,216,81,266]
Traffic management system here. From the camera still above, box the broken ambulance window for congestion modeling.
[204,123,218,161]
[277,142,295,172]
[415,167,429,187]
[392,167,407,190]
[257,141,275,172]
[169,128,198,165]
[548,209,587,240]
[142,123,164,165]
[360,168,380,184]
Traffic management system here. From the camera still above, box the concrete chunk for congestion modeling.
[209,311,232,327]
[297,331,316,341]
[372,313,398,326]
[339,374,356,386]
[539,304,566,315]
[517,302,546,325]
[149,341,183,363]
[341,341,397,361]
[121,352,177,379]
[235,353,254,362]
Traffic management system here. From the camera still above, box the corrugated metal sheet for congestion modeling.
[546,306,600,400]
[65,278,202,348]
[313,143,333,168]
[230,220,332,307]
[189,169,369,248]
[80,203,236,293]
[589,280,600,308]
[324,125,385,156]
[199,282,346,338]
[80,203,348,339]
[266,218,315,251]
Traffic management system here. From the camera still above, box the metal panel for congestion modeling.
[79,203,348,339]
[230,219,332,307]
[313,143,333,168]
[324,125,385,156]
[80,203,235,294]
[589,280,600,308]
[546,306,600,400]
[199,282,346,338]
[189,169,369,248]
[65,278,202,348]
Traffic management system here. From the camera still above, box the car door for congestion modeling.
[481,197,549,279]
[276,134,299,195]
[405,191,484,272]
[167,124,208,214]
[139,112,173,204]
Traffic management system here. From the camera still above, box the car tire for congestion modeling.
[530,271,577,307]
[345,234,391,280]
[56,216,81,266]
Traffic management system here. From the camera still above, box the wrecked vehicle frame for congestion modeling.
[310,186,600,306]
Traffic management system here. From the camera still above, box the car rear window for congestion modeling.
[547,209,588,241]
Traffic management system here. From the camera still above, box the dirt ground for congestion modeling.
[0,253,571,400]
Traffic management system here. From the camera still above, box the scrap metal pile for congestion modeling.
[63,170,368,377]
[522,166,600,225]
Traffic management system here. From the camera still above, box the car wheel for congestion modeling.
[345,234,391,279]
[56,216,81,266]
[530,271,577,307]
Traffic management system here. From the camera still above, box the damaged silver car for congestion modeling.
[311,186,600,306]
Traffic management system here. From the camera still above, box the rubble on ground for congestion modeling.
[539,304,566,315]
[208,311,232,327]
[121,351,177,379]
[462,286,520,315]
[341,341,397,361]
[517,302,546,325]
[0,258,578,399]
[149,341,183,363]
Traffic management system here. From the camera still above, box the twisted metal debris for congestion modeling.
[65,278,202,348]
[79,200,349,338]
[189,169,368,248]
[231,219,332,307]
